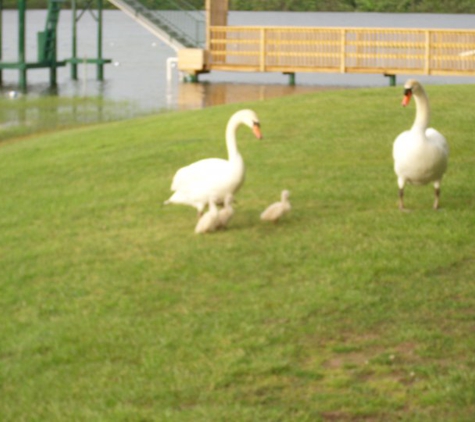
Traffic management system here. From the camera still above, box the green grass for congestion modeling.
[1,84,475,421]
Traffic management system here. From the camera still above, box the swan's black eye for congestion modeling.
[404,88,412,95]
[253,121,260,127]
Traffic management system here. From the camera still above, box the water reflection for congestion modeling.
[0,94,139,142]
[173,82,342,110]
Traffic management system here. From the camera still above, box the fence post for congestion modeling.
[260,28,266,72]
[340,29,346,73]
[424,30,431,75]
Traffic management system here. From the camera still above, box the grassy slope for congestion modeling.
[1,85,475,421]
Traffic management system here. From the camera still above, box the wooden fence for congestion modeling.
[207,26,475,76]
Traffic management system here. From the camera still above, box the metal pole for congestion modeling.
[18,0,27,91]
[49,0,57,87]
[97,0,104,80]
[71,0,78,79]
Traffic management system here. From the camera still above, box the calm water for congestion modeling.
[2,10,474,114]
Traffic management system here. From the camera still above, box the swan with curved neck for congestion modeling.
[165,109,262,215]
[392,79,449,210]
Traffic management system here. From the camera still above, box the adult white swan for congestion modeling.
[392,79,449,210]
[164,109,262,215]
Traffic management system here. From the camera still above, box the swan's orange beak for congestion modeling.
[402,90,412,107]
[253,123,263,140]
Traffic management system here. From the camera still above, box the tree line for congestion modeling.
[4,0,475,13]
[228,0,475,13]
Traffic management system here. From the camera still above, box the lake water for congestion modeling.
[1,10,474,115]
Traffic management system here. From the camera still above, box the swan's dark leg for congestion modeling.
[433,181,441,210]
[397,177,406,211]
[398,188,405,210]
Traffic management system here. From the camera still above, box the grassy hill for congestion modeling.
[1,84,475,421]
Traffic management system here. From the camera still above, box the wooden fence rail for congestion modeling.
[208,26,475,77]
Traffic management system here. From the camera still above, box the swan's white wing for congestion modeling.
[392,130,411,162]
[426,128,449,156]
[171,158,231,192]
[424,128,449,180]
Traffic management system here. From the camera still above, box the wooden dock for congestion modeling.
[204,26,475,79]
[178,3,475,84]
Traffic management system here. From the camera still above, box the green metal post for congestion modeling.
[97,0,103,80]
[18,0,27,91]
[283,72,295,85]
[49,0,57,87]
[385,73,396,86]
[50,62,57,87]
[288,72,295,86]
[71,0,78,79]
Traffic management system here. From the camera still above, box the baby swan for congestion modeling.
[217,193,234,229]
[195,198,220,234]
[260,190,291,223]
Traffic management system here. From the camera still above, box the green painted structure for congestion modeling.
[0,0,111,91]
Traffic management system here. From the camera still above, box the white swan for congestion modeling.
[217,193,234,229]
[392,79,449,210]
[165,109,262,215]
[260,190,291,222]
[195,198,219,234]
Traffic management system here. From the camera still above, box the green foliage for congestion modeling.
[1,84,475,420]
[3,0,475,12]
[227,0,475,12]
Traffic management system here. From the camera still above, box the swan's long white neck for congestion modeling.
[225,115,242,161]
[411,87,430,132]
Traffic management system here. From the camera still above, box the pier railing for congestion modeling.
[207,26,475,76]
[108,0,205,50]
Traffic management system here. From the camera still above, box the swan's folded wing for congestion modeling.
[171,158,229,192]
[426,128,449,156]
[392,130,411,161]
